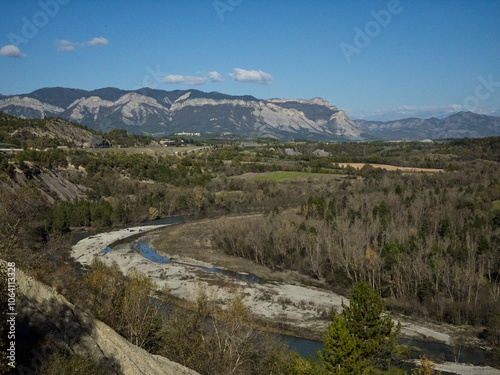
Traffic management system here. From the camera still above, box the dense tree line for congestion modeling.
[290,137,500,167]
[47,199,130,232]
[15,149,68,169]
[70,151,212,186]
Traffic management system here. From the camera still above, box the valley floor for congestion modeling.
[71,218,500,375]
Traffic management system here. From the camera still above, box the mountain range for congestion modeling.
[354,112,500,141]
[0,87,362,141]
[0,87,499,141]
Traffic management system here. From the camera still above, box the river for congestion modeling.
[107,234,490,367]
[71,218,499,374]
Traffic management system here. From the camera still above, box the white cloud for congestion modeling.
[86,37,109,46]
[55,40,76,52]
[208,71,224,82]
[161,69,273,86]
[0,45,26,58]
[229,68,273,84]
[162,75,187,84]
[162,74,208,86]
[56,37,109,52]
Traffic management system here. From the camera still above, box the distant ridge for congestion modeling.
[0,87,363,141]
[354,111,500,140]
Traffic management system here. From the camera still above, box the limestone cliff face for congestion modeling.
[9,263,199,375]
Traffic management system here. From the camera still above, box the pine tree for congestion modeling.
[320,281,404,374]
[321,313,364,374]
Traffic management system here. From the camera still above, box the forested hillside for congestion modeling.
[213,160,500,325]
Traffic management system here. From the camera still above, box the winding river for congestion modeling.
[71,219,500,375]
[118,238,489,365]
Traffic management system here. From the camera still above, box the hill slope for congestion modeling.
[6,261,199,374]
[0,112,108,148]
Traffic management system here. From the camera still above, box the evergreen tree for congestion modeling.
[320,281,404,374]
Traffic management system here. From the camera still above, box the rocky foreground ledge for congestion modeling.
[1,260,199,375]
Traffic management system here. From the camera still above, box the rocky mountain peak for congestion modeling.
[268,97,337,110]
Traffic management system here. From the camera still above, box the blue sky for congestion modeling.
[1,0,499,121]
